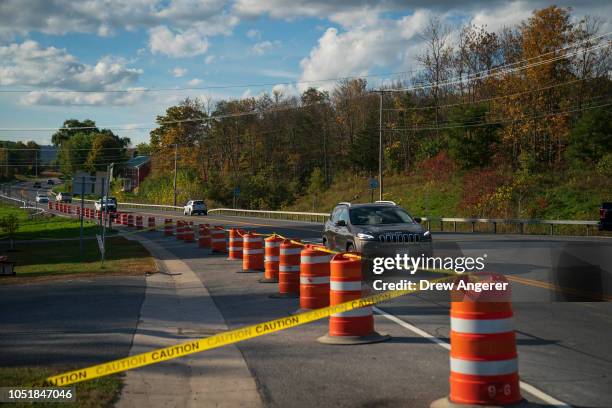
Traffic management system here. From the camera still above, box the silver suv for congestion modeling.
[323,201,432,257]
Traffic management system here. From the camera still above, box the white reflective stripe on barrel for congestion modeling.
[451,317,514,334]
[330,281,361,291]
[279,265,300,272]
[230,238,243,242]
[332,307,372,318]
[450,357,518,376]
[266,242,281,247]
[280,248,302,255]
[243,249,263,254]
[301,255,333,264]
[300,276,330,285]
[265,256,279,262]
[228,247,243,251]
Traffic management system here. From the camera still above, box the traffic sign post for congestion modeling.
[369,178,379,203]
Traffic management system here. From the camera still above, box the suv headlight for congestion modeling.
[423,230,432,241]
[357,232,375,240]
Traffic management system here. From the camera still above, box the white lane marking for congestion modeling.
[372,306,572,408]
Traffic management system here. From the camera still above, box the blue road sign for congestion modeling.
[369,178,379,189]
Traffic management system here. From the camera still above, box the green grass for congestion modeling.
[0,366,122,408]
[0,205,104,240]
[2,236,155,280]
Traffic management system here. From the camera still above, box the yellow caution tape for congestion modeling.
[45,275,452,387]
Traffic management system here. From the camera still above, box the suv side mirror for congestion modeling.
[414,217,422,223]
[335,220,347,227]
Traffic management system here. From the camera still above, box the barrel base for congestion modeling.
[237,269,263,274]
[258,277,278,283]
[226,257,242,261]
[317,332,390,345]
[430,397,537,408]
[269,292,299,299]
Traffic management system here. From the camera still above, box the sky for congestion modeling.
[0,0,610,146]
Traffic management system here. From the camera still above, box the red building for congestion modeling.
[122,155,150,192]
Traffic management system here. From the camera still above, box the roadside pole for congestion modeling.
[100,164,113,268]
[79,176,85,259]
[378,89,384,201]
[173,144,178,206]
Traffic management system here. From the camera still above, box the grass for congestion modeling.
[0,366,122,408]
[0,205,105,240]
[1,235,156,282]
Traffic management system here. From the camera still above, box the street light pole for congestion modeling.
[101,163,113,267]
[173,144,178,206]
[378,90,384,201]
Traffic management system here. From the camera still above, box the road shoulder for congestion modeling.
[117,233,262,408]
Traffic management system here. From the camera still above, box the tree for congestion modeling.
[307,167,326,209]
[0,214,19,250]
[447,104,499,169]
[51,119,98,147]
[565,108,612,164]
[135,142,152,156]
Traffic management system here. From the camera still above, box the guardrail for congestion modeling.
[207,208,600,236]
[208,208,329,223]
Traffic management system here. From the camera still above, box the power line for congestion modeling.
[0,31,608,95]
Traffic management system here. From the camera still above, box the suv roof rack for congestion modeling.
[338,202,351,207]
[375,200,396,205]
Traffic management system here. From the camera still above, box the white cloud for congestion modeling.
[272,83,298,97]
[172,67,188,77]
[188,78,202,85]
[251,40,281,55]
[0,40,143,105]
[246,29,261,39]
[149,25,209,57]
[204,55,216,64]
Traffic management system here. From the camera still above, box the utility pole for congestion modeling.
[173,144,178,206]
[378,90,384,201]
[100,163,113,267]
[79,176,85,259]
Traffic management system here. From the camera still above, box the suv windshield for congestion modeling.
[349,206,414,225]
[193,200,204,205]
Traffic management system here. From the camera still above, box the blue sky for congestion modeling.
[0,0,609,146]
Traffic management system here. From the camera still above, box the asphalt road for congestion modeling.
[9,178,612,406]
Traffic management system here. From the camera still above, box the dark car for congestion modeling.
[599,202,612,231]
[33,182,41,188]
[323,201,432,258]
[47,179,54,185]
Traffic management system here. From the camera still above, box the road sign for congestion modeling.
[234,186,241,196]
[369,178,379,189]
[96,234,105,255]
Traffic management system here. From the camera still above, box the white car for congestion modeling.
[57,192,72,203]
[184,200,207,216]
[36,193,49,203]
[95,196,117,212]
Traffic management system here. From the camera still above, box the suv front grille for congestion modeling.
[378,233,421,243]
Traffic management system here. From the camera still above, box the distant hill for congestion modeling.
[40,145,57,164]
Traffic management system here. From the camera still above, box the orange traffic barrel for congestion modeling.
[227,228,244,260]
[297,247,331,311]
[259,235,282,283]
[176,221,185,240]
[183,224,195,242]
[66,205,72,214]
[121,213,128,225]
[431,273,522,407]
[89,208,95,219]
[148,216,156,230]
[164,219,173,236]
[75,206,80,216]
[240,233,264,273]
[127,214,134,227]
[136,215,143,229]
[211,227,227,253]
[318,253,389,345]
[198,225,211,249]
[270,240,301,298]
[47,202,52,210]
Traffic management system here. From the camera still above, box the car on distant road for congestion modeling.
[184,200,207,216]
[323,201,432,258]
[33,181,41,188]
[95,196,117,213]
[35,193,49,203]
[56,192,72,203]
[47,179,54,185]
[599,202,612,231]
